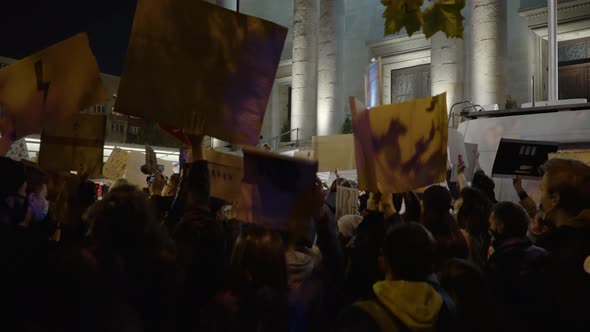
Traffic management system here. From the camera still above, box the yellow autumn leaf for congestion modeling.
[382,0,465,39]
[422,0,465,38]
[382,0,425,36]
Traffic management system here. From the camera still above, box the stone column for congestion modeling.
[470,0,506,108]
[291,0,318,141]
[431,32,464,126]
[317,0,338,136]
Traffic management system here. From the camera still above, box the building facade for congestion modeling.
[219,0,590,143]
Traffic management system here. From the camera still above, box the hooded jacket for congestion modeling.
[334,279,452,332]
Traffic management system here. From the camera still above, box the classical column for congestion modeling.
[431,32,464,125]
[291,0,318,141]
[317,0,339,136]
[470,0,506,108]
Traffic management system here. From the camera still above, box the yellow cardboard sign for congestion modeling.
[39,113,106,177]
[312,134,356,172]
[0,33,107,140]
[350,93,448,193]
[115,0,288,146]
[206,149,244,203]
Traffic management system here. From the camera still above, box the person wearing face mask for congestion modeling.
[0,158,54,330]
[535,158,590,331]
[485,202,550,332]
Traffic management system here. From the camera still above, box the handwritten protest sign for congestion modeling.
[236,147,318,233]
[5,138,29,161]
[115,0,287,146]
[312,134,356,172]
[103,147,129,180]
[350,93,448,193]
[206,149,244,203]
[0,33,107,140]
[336,186,359,220]
[38,114,106,177]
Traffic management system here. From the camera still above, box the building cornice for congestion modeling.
[276,60,292,79]
[367,33,430,58]
[519,0,590,30]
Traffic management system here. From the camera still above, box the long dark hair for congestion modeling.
[457,187,492,263]
[230,223,287,292]
[422,186,468,266]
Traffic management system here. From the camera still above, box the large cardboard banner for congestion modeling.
[39,114,106,177]
[236,148,318,231]
[336,186,359,220]
[312,134,356,172]
[103,147,129,180]
[350,93,448,193]
[115,0,288,146]
[206,149,244,203]
[0,33,107,140]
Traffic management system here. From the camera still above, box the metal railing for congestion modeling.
[268,128,301,151]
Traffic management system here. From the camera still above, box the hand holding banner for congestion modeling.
[350,93,448,193]
[0,33,107,141]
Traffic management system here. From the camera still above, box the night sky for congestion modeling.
[0,0,138,75]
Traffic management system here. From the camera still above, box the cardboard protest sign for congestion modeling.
[145,145,158,174]
[336,186,359,220]
[0,33,107,140]
[448,129,469,182]
[464,142,479,181]
[236,147,318,232]
[548,150,590,165]
[39,114,106,177]
[365,58,383,108]
[492,139,558,179]
[103,147,129,180]
[115,0,288,146]
[5,138,29,161]
[126,151,147,188]
[350,93,448,193]
[206,149,244,203]
[312,134,356,172]
[294,150,314,161]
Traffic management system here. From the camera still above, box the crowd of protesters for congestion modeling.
[1,134,590,332]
